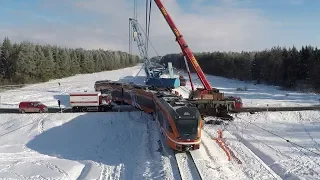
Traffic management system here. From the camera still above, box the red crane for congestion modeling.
[153,0,243,116]
[153,0,216,96]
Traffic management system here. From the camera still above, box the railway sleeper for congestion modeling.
[71,106,112,112]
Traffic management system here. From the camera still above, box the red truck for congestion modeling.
[69,92,112,112]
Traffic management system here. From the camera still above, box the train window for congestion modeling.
[158,111,164,126]
[166,119,173,133]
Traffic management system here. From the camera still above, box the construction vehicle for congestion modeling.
[69,92,112,112]
[153,0,242,118]
[129,18,181,89]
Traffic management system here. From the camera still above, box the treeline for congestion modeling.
[0,37,140,85]
[160,46,320,92]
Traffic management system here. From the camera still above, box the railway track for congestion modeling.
[1,101,320,115]
[174,151,202,180]
[232,105,320,113]
[0,105,139,114]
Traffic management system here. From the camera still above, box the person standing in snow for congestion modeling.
[57,99,61,108]
[58,82,60,86]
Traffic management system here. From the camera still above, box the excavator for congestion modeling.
[153,0,242,119]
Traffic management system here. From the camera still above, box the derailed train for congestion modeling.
[95,80,202,151]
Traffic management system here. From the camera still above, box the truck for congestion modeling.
[69,91,112,112]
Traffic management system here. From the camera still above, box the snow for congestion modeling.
[0,64,319,179]
[202,112,320,179]
[175,152,201,180]
[0,112,174,179]
[190,131,249,180]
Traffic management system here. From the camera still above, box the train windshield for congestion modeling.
[176,118,198,137]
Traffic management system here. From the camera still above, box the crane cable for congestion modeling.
[134,0,138,19]
[146,0,152,55]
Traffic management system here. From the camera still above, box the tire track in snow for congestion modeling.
[0,161,29,179]
[0,161,22,173]
[37,114,49,134]
[0,152,56,161]
[204,121,281,179]
[98,164,107,180]
[0,114,47,138]
[155,123,181,180]
[297,112,320,151]
[97,162,124,180]
[222,129,282,180]
[143,114,176,179]
[96,114,131,180]
[192,130,258,180]
[0,119,16,128]
[194,132,232,180]
[34,160,70,179]
[227,119,309,179]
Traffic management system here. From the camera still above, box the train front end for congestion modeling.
[171,107,202,151]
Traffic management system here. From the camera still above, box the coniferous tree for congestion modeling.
[0,37,12,80]
[160,45,320,93]
[0,37,139,85]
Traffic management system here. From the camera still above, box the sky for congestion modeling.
[0,0,319,56]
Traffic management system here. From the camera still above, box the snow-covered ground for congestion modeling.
[204,111,320,180]
[0,64,319,179]
[0,112,177,179]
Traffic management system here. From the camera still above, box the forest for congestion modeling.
[0,37,140,85]
[1,36,319,93]
[160,46,320,92]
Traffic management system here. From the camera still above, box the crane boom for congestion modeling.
[153,0,212,91]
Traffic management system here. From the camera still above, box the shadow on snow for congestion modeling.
[53,94,70,107]
[26,112,174,179]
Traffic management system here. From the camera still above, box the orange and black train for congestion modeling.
[94,80,203,151]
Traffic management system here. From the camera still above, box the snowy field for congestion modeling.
[0,64,319,179]
[204,111,320,180]
[0,112,178,179]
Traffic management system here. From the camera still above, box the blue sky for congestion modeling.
[0,0,319,55]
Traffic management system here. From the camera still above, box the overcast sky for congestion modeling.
[0,0,319,56]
